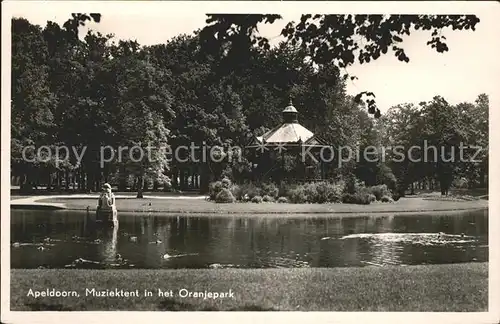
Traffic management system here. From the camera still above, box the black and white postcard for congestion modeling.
[1,1,499,324]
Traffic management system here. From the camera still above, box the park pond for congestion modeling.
[11,209,488,269]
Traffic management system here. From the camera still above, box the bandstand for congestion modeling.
[245,100,330,183]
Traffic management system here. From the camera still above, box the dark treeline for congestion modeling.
[11,14,488,196]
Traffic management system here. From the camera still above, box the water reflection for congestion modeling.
[11,209,488,269]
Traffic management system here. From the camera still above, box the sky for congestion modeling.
[7,1,500,112]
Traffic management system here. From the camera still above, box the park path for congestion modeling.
[11,194,207,209]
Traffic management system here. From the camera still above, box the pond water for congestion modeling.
[10,209,488,269]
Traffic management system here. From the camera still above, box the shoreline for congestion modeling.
[10,194,488,216]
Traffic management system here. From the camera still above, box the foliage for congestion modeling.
[251,195,263,203]
[287,186,309,204]
[345,175,365,194]
[452,177,469,189]
[201,14,480,117]
[376,164,398,190]
[215,188,236,203]
[221,177,232,189]
[284,181,343,204]
[361,184,392,201]
[314,182,344,203]
[277,196,289,204]
[260,182,279,198]
[11,14,487,200]
[209,181,223,200]
[262,195,275,203]
[229,184,241,199]
[379,94,488,196]
[380,195,394,203]
[342,193,372,205]
[234,183,262,200]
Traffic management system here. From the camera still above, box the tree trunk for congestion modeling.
[55,172,60,191]
[82,171,87,192]
[136,175,145,198]
[171,169,177,189]
[200,163,210,194]
[47,172,52,191]
[65,171,69,191]
[118,165,127,191]
[479,163,487,188]
[86,168,93,193]
[440,183,447,196]
[179,170,185,190]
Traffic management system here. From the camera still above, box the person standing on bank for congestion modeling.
[97,183,118,225]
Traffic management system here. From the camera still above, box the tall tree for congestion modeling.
[200,14,480,117]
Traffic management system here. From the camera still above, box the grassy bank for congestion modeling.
[33,196,488,215]
[10,263,487,311]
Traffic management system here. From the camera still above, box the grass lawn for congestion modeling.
[412,188,488,198]
[10,263,487,311]
[33,196,488,215]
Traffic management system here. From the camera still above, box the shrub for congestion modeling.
[229,184,241,200]
[278,182,290,197]
[345,175,365,194]
[288,186,308,203]
[283,181,344,204]
[221,177,232,189]
[377,164,397,191]
[367,184,391,201]
[452,177,469,189]
[342,193,355,204]
[236,183,261,200]
[280,182,298,198]
[303,183,318,203]
[277,196,289,203]
[262,195,275,202]
[251,195,263,203]
[209,181,223,200]
[381,195,394,203]
[215,188,236,203]
[368,194,377,203]
[315,181,344,203]
[261,182,279,198]
[342,192,372,205]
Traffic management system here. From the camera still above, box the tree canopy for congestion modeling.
[11,13,488,196]
[200,14,481,117]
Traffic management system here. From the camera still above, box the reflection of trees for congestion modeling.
[334,235,360,266]
[11,210,92,243]
[12,209,488,269]
[163,217,212,255]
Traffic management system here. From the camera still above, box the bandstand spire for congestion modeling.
[282,97,298,123]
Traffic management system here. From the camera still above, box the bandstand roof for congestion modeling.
[246,100,329,149]
[256,123,314,144]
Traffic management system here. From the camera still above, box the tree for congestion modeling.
[200,14,480,117]
[105,46,175,197]
[11,18,57,192]
[12,13,487,197]
[379,103,423,196]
